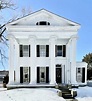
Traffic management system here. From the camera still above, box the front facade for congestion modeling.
[6,9,87,86]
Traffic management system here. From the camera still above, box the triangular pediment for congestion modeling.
[8,9,80,27]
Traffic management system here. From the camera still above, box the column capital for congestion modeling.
[49,35,57,42]
[29,35,36,40]
[29,35,36,43]
[7,34,15,40]
[71,35,78,40]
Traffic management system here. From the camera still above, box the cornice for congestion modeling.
[7,25,80,32]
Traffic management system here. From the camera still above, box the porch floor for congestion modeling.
[7,83,55,89]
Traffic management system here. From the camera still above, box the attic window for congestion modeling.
[36,21,50,25]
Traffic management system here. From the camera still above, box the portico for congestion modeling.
[6,9,87,87]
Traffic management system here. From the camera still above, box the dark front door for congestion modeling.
[56,68,62,83]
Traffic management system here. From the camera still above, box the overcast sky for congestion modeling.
[0,0,92,69]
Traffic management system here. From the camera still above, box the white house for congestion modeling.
[6,9,87,87]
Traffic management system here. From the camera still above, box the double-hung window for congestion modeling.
[40,45,46,57]
[37,45,49,57]
[20,45,30,57]
[55,45,66,57]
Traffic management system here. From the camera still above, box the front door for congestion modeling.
[56,68,62,83]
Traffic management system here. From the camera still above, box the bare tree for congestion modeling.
[21,7,32,17]
[0,0,15,10]
[0,1,32,68]
[0,0,15,68]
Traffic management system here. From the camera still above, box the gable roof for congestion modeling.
[7,9,80,27]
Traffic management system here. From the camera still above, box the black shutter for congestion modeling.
[29,45,30,57]
[46,67,49,83]
[37,45,40,57]
[82,68,85,83]
[20,45,23,57]
[37,67,40,83]
[20,67,23,83]
[55,45,57,57]
[46,45,49,57]
[63,45,66,57]
[29,67,30,83]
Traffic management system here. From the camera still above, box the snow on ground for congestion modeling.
[75,86,92,101]
[0,86,92,101]
[0,88,65,101]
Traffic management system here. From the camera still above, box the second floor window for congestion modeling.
[55,45,66,57]
[37,45,49,57]
[20,45,30,57]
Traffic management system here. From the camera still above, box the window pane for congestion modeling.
[78,68,81,73]
[23,45,29,57]
[40,45,46,57]
[56,46,62,56]
[40,21,47,25]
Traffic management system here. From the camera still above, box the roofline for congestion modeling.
[7,8,80,26]
[42,9,80,25]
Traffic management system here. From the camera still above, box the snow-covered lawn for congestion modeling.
[75,86,92,101]
[0,86,92,101]
[0,88,65,101]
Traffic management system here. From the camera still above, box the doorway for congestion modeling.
[56,67,62,83]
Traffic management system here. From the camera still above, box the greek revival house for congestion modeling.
[6,9,87,87]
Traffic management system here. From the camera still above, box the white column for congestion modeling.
[29,36,36,84]
[70,36,77,84]
[49,36,57,84]
[8,35,15,84]
[66,41,71,84]
[14,40,20,83]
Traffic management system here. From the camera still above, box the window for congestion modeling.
[20,45,30,57]
[55,45,66,57]
[36,21,50,25]
[40,45,46,57]
[78,68,81,73]
[37,45,49,57]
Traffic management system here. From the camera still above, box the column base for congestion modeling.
[29,81,36,85]
[50,81,56,85]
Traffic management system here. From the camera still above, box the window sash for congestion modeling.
[37,45,49,57]
[55,45,66,57]
[20,45,30,57]
[40,45,46,57]
[23,45,29,57]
